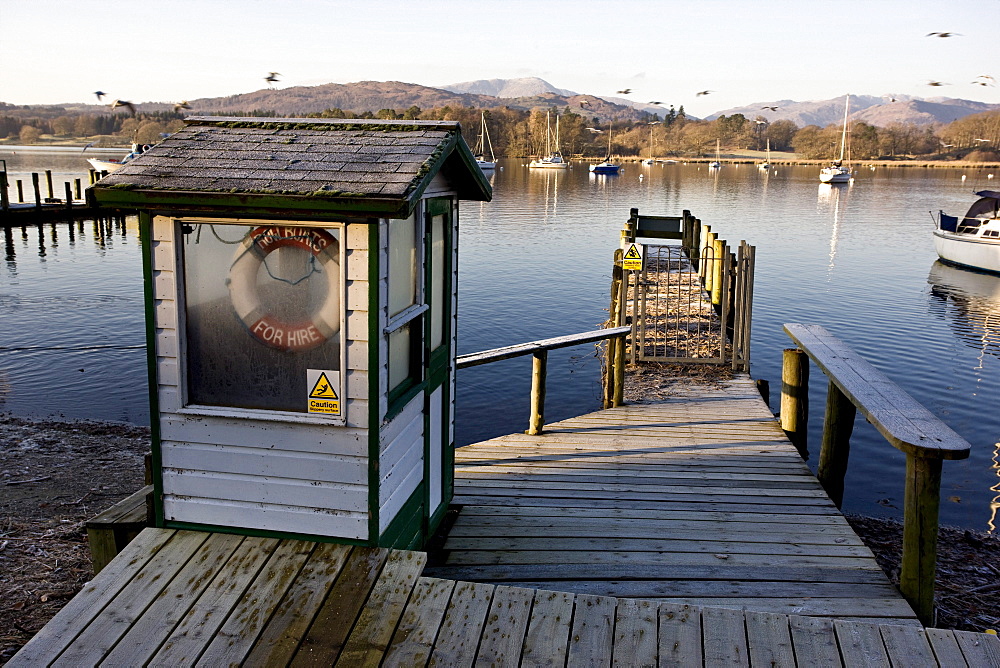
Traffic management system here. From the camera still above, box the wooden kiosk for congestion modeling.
[91,117,491,549]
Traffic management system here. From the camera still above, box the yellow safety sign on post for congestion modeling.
[307,369,341,415]
[622,242,644,271]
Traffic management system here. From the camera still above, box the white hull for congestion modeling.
[934,229,1000,273]
[476,160,496,170]
[528,159,568,169]
[87,157,125,173]
[819,167,851,183]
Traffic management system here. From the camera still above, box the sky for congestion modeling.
[3,0,999,118]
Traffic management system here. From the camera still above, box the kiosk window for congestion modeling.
[181,222,343,413]
[386,214,423,398]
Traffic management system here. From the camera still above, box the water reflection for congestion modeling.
[817,183,850,273]
[1,217,130,267]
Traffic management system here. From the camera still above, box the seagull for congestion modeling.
[886,97,898,102]
[973,75,996,86]
[761,106,779,111]
[110,99,136,115]
[616,88,632,95]
[926,80,948,87]
[974,138,991,143]
[926,32,960,38]
[696,90,714,97]
[754,120,767,125]
[173,100,191,112]
[648,101,663,105]
[81,141,96,153]
[940,142,955,148]
[265,72,281,87]
[93,91,106,101]
[579,99,591,106]
[586,127,604,133]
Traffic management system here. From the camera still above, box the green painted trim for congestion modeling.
[162,520,370,546]
[366,220,381,545]
[92,189,411,217]
[404,133,492,214]
[378,482,426,549]
[139,212,165,527]
[386,381,425,422]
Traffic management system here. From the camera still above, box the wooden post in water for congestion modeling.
[780,348,809,455]
[64,183,73,213]
[16,179,24,203]
[0,171,8,211]
[900,453,943,625]
[816,380,856,507]
[45,170,54,199]
[74,179,82,200]
[31,173,41,210]
[526,350,548,435]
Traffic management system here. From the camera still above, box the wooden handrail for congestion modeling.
[781,323,972,625]
[456,326,632,435]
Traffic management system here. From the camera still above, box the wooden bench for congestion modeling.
[85,484,154,574]
[782,323,972,624]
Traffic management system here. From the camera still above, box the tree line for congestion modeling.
[4,103,1000,161]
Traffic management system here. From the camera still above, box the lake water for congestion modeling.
[3,147,999,532]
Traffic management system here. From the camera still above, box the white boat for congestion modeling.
[820,95,852,184]
[529,112,569,169]
[933,190,1000,273]
[589,122,621,174]
[86,143,149,173]
[474,112,496,170]
[758,139,772,171]
[708,139,721,169]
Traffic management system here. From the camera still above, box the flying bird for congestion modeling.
[110,99,136,115]
[926,80,948,87]
[265,72,281,87]
[616,88,632,95]
[649,101,663,105]
[940,142,955,148]
[926,32,960,38]
[174,100,191,112]
[886,96,898,102]
[81,141,96,153]
[93,91,106,101]
[761,106,779,111]
[578,99,591,106]
[754,120,767,125]
[974,138,991,143]
[696,90,714,97]
[973,75,996,86]
[585,127,604,133]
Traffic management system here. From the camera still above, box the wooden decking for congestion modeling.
[10,527,1000,666]
[426,375,919,623]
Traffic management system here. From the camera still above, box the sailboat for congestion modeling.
[589,123,621,174]
[709,139,721,169]
[820,95,852,184]
[758,139,771,171]
[474,111,496,170]
[529,111,569,169]
[642,124,656,165]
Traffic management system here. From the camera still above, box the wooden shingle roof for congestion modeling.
[91,117,492,217]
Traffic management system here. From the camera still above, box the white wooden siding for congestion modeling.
[152,216,373,541]
[378,395,424,533]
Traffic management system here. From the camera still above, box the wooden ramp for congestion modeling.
[10,528,1000,667]
[426,375,920,623]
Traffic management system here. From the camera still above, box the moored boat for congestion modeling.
[86,143,149,173]
[589,122,621,175]
[820,95,852,184]
[529,112,569,169]
[933,190,1000,273]
[474,111,496,170]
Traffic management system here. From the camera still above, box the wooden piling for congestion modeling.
[16,179,24,203]
[45,170,54,199]
[605,249,624,408]
[0,171,8,211]
[75,179,82,200]
[526,350,548,436]
[780,348,809,455]
[32,173,41,210]
[64,183,73,212]
[901,454,943,625]
[816,380,856,507]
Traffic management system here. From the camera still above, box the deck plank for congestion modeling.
[746,611,795,668]
[520,589,574,666]
[611,598,657,668]
[382,577,456,667]
[566,594,616,667]
[953,629,1000,666]
[425,580,495,666]
[788,615,843,667]
[474,584,535,666]
[878,624,938,667]
[834,620,892,667]
[925,628,969,667]
[701,606,749,667]
[658,603,702,667]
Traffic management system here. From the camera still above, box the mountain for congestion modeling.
[707,94,1000,127]
[441,77,576,98]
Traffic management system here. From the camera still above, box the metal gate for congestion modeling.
[628,240,754,370]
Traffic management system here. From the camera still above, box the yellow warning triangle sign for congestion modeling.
[624,244,642,260]
[309,372,339,400]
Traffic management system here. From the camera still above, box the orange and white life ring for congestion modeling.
[228,226,340,352]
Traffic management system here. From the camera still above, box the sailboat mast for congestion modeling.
[839,95,850,162]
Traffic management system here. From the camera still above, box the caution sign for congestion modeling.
[307,369,341,416]
[622,242,644,271]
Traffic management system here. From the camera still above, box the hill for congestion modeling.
[441,77,576,98]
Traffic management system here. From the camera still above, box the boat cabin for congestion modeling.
[941,190,1000,235]
[90,117,491,548]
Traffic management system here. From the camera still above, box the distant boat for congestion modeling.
[86,143,149,173]
[759,139,772,171]
[820,95,852,184]
[709,139,721,169]
[934,190,1000,273]
[589,122,621,175]
[529,111,569,169]
[474,111,496,170]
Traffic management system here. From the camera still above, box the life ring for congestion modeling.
[141,144,151,152]
[228,226,340,353]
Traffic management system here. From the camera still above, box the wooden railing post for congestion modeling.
[612,334,626,407]
[780,348,809,455]
[605,248,624,408]
[816,380,856,507]
[901,453,943,625]
[526,350,548,435]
